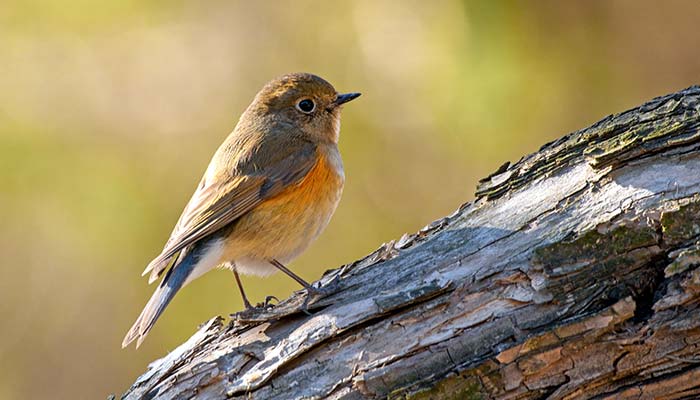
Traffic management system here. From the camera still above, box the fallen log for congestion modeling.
[122,86,700,400]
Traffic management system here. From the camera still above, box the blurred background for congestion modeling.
[1,1,699,398]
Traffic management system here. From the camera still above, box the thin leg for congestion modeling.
[269,259,317,292]
[269,259,319,313]
[232,269,253,309]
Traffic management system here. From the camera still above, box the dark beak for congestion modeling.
[335,92,361,106]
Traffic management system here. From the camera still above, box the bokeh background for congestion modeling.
[2,1,700,398]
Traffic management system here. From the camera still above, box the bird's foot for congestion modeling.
[255,295,279,309]
[232,296,278,321]
[300,284,333,315]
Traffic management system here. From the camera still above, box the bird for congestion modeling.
[122,73,360,348]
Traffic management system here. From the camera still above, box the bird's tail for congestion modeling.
[122,248,203,348]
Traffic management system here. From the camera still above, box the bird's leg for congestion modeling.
[269,259,318,292]
[269,259,320,311]
[232,269,253,310]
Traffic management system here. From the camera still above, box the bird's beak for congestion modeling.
[334,92,361,106]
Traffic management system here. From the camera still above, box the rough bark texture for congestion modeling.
[122,87,700,400]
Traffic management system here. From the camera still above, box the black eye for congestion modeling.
[296,98,315,113]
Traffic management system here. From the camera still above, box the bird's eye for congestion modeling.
[296,98,315,113]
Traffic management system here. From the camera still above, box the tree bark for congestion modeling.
[121,86,700,400]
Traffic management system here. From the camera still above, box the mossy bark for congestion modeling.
[122,87,700,400]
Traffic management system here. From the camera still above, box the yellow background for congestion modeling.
[1,1,699,398]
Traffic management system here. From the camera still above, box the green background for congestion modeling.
[1,1,699,398]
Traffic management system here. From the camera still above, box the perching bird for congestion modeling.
[122,73,360,348]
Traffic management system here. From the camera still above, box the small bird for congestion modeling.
[122,73,360,348]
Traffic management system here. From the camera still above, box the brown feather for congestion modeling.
[141,137,318,283]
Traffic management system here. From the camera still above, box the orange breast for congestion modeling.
[271,151,343,209]
[220,147,344,266]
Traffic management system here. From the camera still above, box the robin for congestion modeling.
[122,73,360,348]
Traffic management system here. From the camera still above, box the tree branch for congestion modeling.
[122,86,700,400]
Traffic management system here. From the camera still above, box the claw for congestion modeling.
[264,295,279,307]
[300,285,324,315]
[300,296,313,315]
[253,296,279,309]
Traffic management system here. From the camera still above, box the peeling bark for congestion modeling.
[121,86,700,400]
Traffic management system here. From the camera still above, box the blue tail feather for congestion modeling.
[122,245,204,348]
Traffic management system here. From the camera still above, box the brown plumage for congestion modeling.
[123,73,360,348]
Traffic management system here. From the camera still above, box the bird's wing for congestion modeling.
[142,137,318,283]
